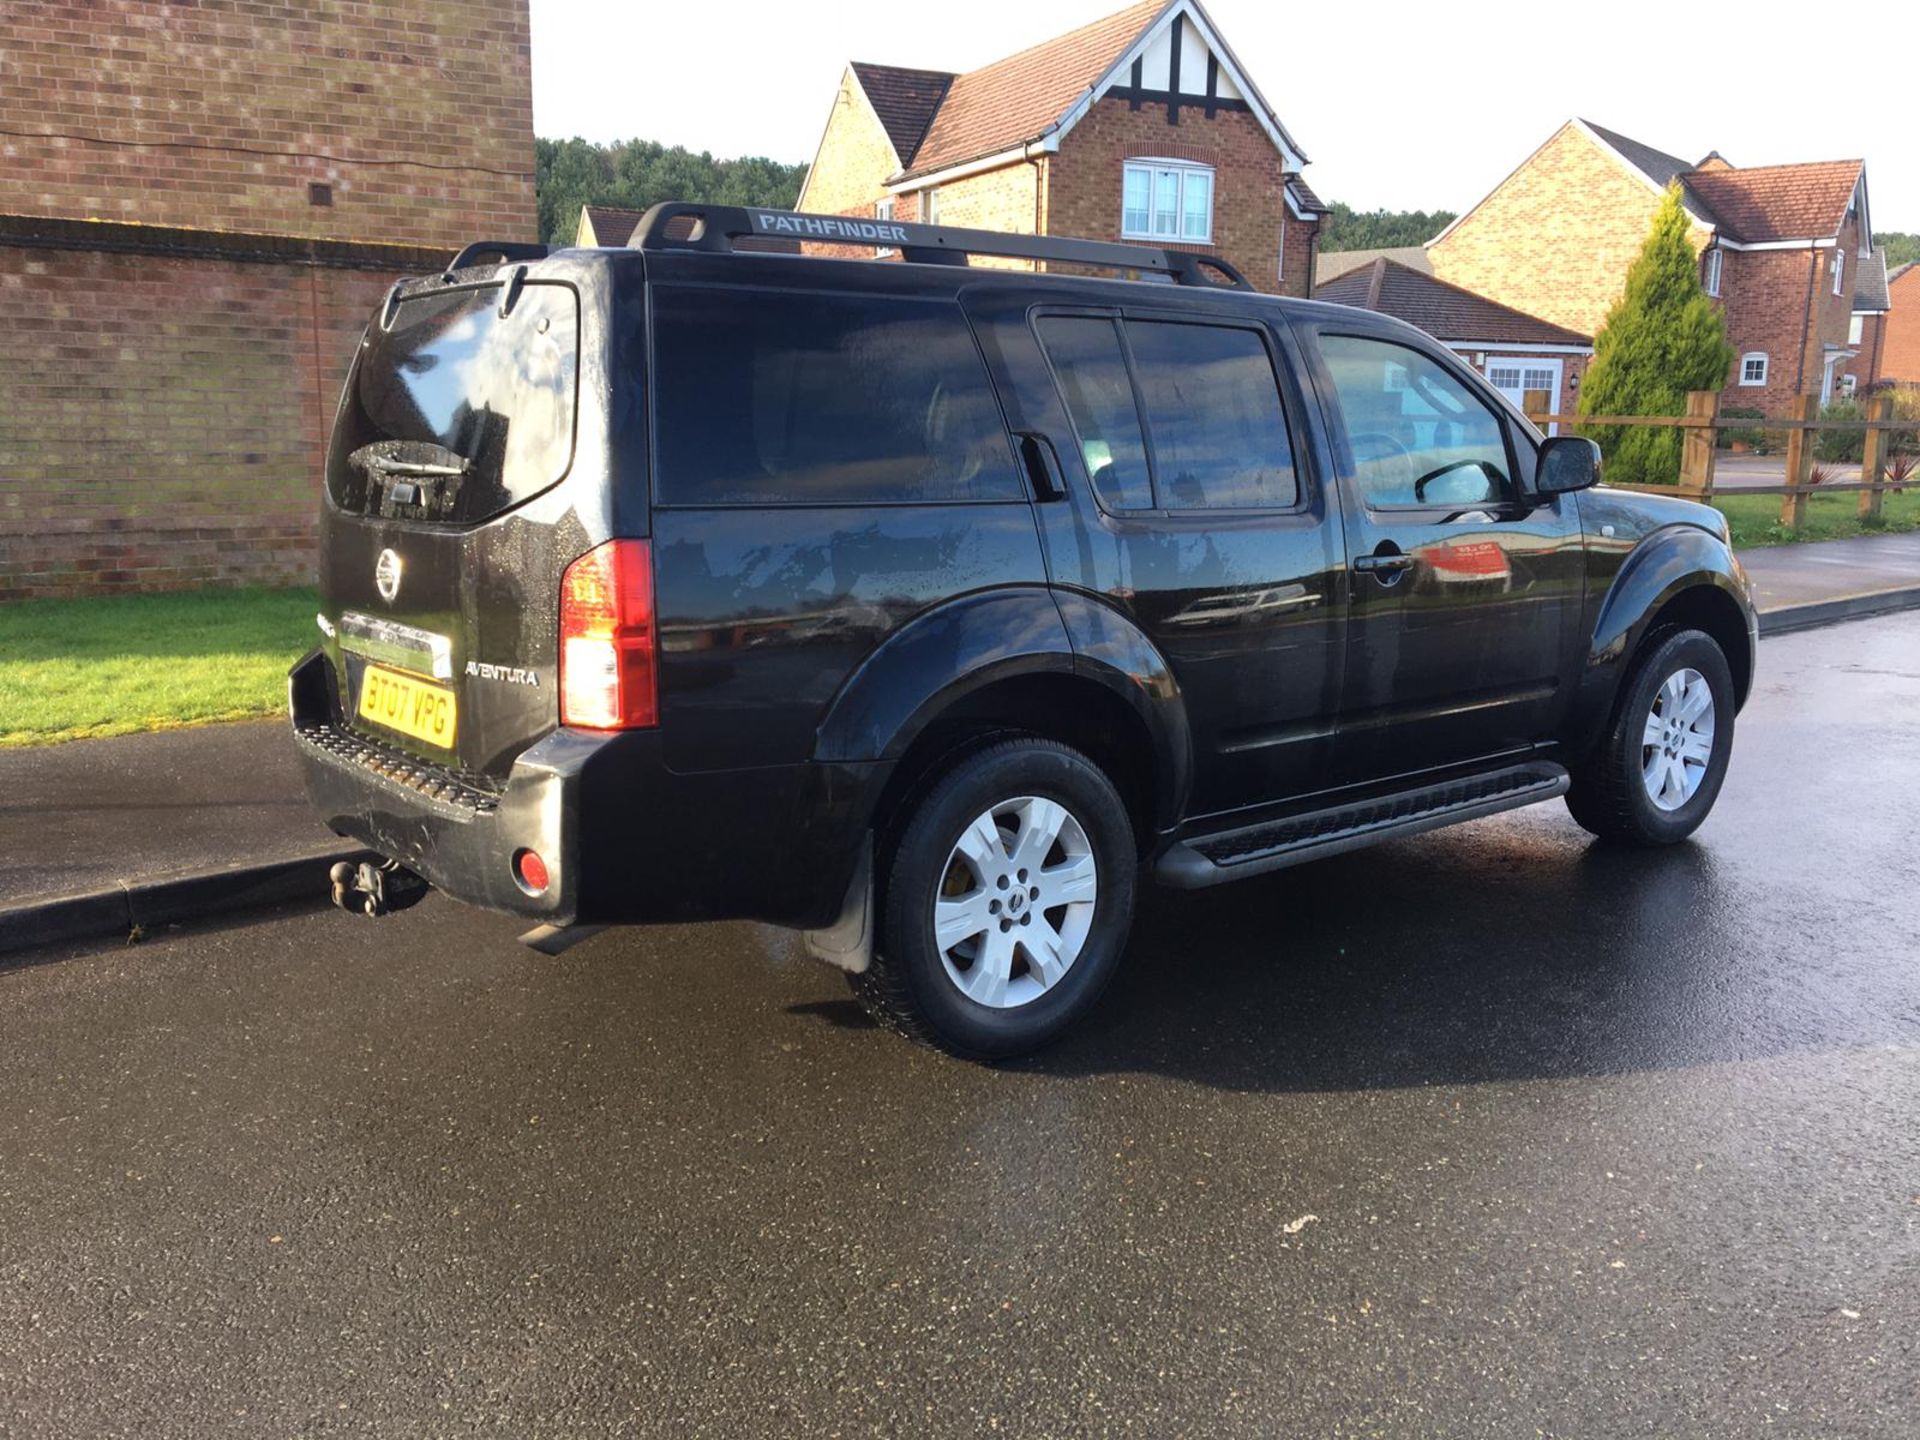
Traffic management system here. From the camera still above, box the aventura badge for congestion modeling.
[466,660,540,687]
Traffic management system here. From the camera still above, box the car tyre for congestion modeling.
[1565,627,1735,845]
[850,738,1136,1060]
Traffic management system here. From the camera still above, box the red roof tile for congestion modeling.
[902,0,1168,178]
[1682,160,1863,244]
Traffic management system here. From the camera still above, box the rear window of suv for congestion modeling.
[650,286,1023,506]
[328,282,580,524]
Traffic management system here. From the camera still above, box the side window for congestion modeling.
[1034,315,1153,511]
[1126,320,1298,509]
[1318,335,1514,509]
[651,287,1023,506]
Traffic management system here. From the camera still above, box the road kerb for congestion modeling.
[0,848,372,958]
[1757,585,1920,636]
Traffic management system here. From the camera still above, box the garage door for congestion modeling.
[1485,358,1562,434]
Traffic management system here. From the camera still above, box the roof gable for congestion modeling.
[1316,258,1591,348]
[849,62,952,167]
[887,0,1307,183]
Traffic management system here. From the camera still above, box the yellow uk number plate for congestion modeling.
[357,664,457,749]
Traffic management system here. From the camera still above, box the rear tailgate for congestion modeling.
[316,272,588,781]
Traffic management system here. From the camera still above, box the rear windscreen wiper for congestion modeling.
[359,453,471,478]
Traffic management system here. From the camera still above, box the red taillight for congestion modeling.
[559,539,657,729]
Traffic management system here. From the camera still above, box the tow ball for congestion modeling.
[329,858,430,918]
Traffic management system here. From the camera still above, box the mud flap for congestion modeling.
[802,836,872,974]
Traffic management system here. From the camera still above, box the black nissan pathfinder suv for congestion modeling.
[293,204,1758,1058]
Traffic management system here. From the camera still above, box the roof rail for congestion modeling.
[626,203,1252,291]
[446,241,549,274]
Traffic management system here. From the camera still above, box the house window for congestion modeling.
[1704,248,1722,297]
[1122,160,1214,243]
[1849,313,1864,345]
[922,187,938,226]
[1841,373,1858,398]
[1831,249,1845,296]
[1740,353,1769,387]
[875,197,896,257]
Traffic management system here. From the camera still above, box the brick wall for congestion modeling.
[1429,123,1705,337]
[0,237,407,599]
[1047,99,1314,297]
[0,0,535,249]
[1881,267,1920,384]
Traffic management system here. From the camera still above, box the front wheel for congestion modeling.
[850,738,1137,1059]
[1565,628,1735,845]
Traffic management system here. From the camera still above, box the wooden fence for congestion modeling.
[1521,389,1915,529]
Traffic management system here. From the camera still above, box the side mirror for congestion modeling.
[1536,435,1601,495]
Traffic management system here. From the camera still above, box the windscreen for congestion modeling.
[327,282,579,523]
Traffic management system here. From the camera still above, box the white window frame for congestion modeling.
[1704,247,1722,297]
[1740,352,1769,387]
[1841,372,1858,398]
[1849,313,1865,345]
[922,187,938,226]
[1121,159,1214,244]
[1832,248,1845,296]
[874,197,896,257]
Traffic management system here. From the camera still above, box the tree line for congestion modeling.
[535,137,807,245]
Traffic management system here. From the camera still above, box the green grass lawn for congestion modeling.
[1713,488,1920,550]
[0,587,318,747]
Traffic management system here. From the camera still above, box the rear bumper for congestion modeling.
[289,649,879,930]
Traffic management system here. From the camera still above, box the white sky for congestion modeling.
[530,0,1918,232]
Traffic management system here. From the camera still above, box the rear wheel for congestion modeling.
[851,738,1136,1059]
[1565,628,1734,845]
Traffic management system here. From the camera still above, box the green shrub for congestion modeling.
[1815,400,1865,463]
[1576,187,1734,486]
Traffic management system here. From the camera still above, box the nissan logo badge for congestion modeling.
[375,548,403,602]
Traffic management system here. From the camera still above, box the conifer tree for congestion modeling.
[1577,186,1735,484]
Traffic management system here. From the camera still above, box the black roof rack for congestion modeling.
[625,203,1253,291]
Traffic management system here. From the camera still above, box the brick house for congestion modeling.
[1427,119,1884,414]
[797,0,1324,296]
[1864,262,1919,387]
[1313,259,1592,428]
[0,1,536,599]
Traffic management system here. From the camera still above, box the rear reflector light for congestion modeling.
[559,539,657,729]
[514,848,550,894]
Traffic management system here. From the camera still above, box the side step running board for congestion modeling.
[1156,761,1569,889]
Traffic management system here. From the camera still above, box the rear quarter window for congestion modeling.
[650,286,1023,506]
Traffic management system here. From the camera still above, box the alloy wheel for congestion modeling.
[932,796,1098,1009]
[1641,666,1716,812]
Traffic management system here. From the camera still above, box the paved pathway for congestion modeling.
[0,721,342,909]
[1735,530,1920,613]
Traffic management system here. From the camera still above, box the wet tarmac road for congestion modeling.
[3,613,1918,1438]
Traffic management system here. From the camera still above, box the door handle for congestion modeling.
[1353,550,1415,576]
[1015,431,1067,501]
